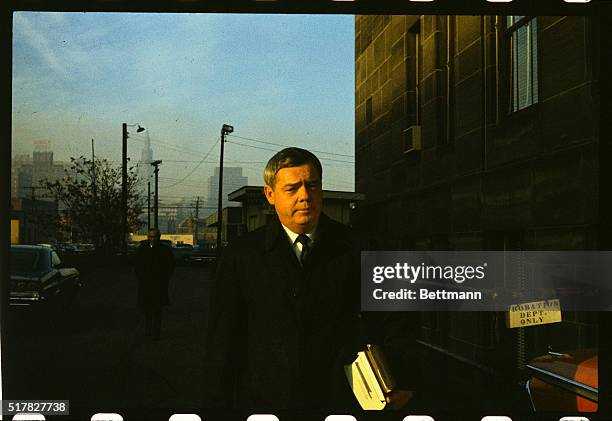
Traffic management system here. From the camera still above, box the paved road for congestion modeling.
[5,262,213,415]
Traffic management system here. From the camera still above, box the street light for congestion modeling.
[217,124,234,255]
[122,122,145,260]
[151,160,162,230]
[147,175,152,231]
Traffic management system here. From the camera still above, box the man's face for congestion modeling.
[264,163,323,234]
[147,230,160,246]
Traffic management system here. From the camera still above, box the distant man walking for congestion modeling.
[135,228,175,339]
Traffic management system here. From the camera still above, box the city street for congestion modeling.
[4,259,528,418]
[5,262,212,414]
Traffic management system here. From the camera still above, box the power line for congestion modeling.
[226,140,355,165]
[158,171,353,189]
[227,134,354,158]
[130,133,355,171]
[151,206,218,209]
[163,137,221,189]
[130,134,209,158]
[157,194,198,199]
[158,180,248,190]
[145,159,266,164]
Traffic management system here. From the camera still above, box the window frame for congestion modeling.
[506,15,540,113]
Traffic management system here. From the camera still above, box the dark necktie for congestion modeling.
[296,234,311,265]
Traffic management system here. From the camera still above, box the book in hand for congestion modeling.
[344,344,397,410]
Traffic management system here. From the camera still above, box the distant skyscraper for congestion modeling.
[205,167,248,218]
[11,142,67,199]
[136,132,155,233]
[138,131,154,191]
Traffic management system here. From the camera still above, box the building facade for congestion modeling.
[205,167,248,218]
[355,14,599,393]
[10,197,58,244]
[11,150,68,199]
[204,206,245,244]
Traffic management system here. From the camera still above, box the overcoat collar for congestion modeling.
[260,213,354,327]
[264,213,338,252]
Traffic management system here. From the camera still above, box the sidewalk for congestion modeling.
[120,264,209,409]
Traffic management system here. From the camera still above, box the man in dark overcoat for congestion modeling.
[135,228,175,339]
[202,148,416,413]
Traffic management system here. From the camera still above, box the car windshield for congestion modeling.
[10,248,48,274]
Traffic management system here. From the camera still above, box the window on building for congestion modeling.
[507,16,538,112]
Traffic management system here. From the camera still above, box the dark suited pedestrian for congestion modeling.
[202,147,416,413]
[135,228,175,340]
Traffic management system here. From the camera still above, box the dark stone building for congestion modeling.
[355,15,599,405]
[204,206,245,244]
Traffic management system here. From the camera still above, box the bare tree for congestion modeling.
[42,156,144,252]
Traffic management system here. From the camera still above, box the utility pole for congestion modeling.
[91,138,97,248]
[121,123,145,259]
[121,123,128,258]
[151,160,162,230]
[194,196,200,244]
[147,179,151,230]
[91,138,96,200]
[217,124,234,254]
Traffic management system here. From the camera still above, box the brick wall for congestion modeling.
[355,15,599,375]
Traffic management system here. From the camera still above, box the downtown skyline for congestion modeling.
[12,12,356,198]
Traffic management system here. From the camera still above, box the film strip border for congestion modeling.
[5,0,608,14]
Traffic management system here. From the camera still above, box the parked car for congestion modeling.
[36,243,58,251]
[73,243,95,254]
[172,243,194,263]
[10,245,82,308]
[188,241,217,265]
[525,348,598,412]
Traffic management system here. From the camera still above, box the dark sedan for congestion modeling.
[10,245,82,308]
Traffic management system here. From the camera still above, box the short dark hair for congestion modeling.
[263,147,322,188]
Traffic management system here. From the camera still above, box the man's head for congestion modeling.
[147,228,161,247]
[263,147,323,234]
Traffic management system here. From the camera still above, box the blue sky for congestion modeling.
[12,12,355,197]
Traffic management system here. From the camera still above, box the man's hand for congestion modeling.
[385,389,415,410]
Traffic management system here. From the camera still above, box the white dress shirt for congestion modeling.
[281,224,316,262]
